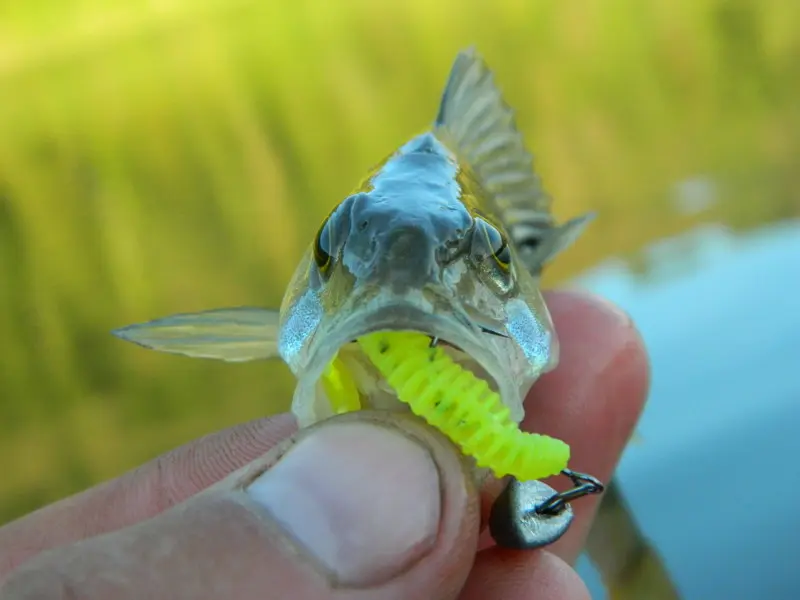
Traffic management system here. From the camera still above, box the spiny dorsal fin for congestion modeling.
[434,47,552,227]
[434,48,594,273]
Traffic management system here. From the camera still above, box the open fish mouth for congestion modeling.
[323,332,494,416]
[289,301,573,489]
[290,302,524,430]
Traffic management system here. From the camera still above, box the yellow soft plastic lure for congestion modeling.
[322,330,570,481]
[321,356,361,414]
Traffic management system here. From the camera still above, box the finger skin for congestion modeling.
[460,548,590,600]
[0,414,481,600]
[0,289,649,582]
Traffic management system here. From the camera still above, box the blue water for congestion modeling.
[574,220,800,599]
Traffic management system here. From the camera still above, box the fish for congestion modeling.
[113,48,679,598]
[114,48,593,429]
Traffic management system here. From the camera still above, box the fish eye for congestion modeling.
[313,219,333,274]
[473,217,512,271]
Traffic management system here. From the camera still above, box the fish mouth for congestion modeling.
[290,299,525,429]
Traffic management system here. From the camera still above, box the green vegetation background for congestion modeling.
[1,0,798,524]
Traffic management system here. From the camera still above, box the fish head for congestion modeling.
[278,171,559,427]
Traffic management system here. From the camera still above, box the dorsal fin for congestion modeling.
[434,48,594,273]
[434,47,551,224]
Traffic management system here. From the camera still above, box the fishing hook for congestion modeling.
[535,469,605,516]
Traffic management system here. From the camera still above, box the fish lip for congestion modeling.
[292,296,522,428]
[308,304,484,374]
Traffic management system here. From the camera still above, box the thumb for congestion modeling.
[1,412,480,600]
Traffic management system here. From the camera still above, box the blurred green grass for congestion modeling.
[1,0,798,523]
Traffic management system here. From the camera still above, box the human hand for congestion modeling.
[0,290,648,600]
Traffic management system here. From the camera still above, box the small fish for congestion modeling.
[114,48,593,427]
[114,48,677,596]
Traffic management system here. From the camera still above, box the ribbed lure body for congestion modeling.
[322,331,570,481]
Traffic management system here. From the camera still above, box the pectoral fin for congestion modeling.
[112,307,281,362]
[517,212,596,273]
